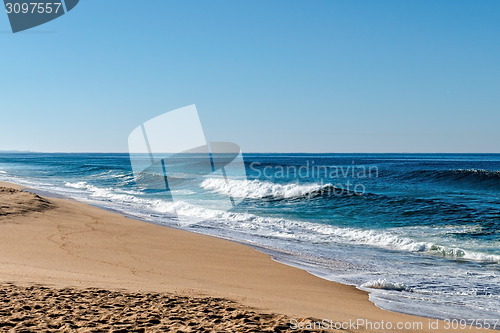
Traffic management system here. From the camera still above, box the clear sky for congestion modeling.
[1,0,499,153]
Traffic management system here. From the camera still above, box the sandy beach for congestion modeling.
[0,181,493,332]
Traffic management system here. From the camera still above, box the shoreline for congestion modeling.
[0,180,494,332]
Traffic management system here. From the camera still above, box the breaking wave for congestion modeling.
[200,178,350,200]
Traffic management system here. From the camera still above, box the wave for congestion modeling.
[0,170,6,174]
[178,205,499,262]
[450,168,500,180]
[311,225,500,263]
[79,164,130,173]
[64,181,143,199]
[200,178,356,200]
[404,168,500,188]
[361,279,412,292]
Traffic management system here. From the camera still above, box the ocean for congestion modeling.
[0,153,499,325]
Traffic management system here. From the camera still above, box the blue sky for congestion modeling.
[1,0,499,153]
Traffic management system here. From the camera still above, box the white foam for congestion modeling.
[65,181,88,189]
[361,279,412,292]
[65,181,142,202]
[200,178,333,199]
[307,225,500,263]
[455,168,500,176]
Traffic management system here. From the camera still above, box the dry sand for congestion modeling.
[0,283,314,332]
[0,181,491,332]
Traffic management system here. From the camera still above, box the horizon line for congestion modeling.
[1,150,500,155]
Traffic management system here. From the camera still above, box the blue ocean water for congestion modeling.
[0,153,499,324]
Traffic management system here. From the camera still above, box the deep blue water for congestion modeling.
[0,153,499,325]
